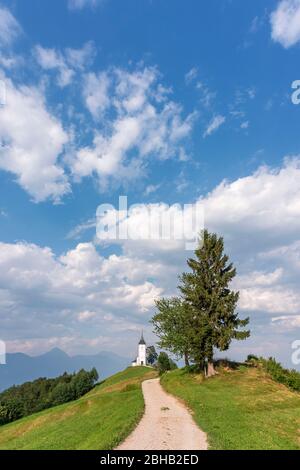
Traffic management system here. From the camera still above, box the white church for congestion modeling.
[131,332,147,367]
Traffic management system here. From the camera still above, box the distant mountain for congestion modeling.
[0,348,131,392]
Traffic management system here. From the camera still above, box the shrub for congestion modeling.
[246,354,259,362]
[260,357,300,392]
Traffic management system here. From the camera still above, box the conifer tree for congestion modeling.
[179,230,250,376]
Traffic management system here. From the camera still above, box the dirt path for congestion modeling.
[117,378,207,451]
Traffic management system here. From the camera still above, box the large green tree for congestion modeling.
[179,230,250,376]
[151,297,192,366]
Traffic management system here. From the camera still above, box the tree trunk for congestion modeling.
[205,361,217,378]
[184,351,190,367]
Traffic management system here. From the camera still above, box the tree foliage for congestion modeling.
[157,352,177,375]
[151,230,250,376]
[179,230,250,374]
[151,298,192,366]
[0,368,99,425]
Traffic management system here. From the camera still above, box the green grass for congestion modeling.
[0,366,157,450]
[161,366,300,450]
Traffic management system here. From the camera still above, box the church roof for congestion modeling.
[139,332,146,345]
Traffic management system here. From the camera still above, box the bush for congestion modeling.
[246,354,259,362]
[260,357,300,392]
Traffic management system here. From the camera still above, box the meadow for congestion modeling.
[162,365,300,450]
[0,366,157,450]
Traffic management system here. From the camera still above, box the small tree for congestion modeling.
[146,346,158,365]
[90,367,99,384]
[180,230,250,376]
[157,352,177,375]
[151,297,192,366]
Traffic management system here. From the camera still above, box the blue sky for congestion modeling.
[1,0,300,367]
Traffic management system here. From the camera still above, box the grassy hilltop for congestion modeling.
[1,362,300,450]
[0,366,156,450]
[162,365,300,450]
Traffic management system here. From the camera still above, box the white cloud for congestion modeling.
[202,157,300,316]
[83,71,110,118]
[272,315,300,330]
[68,0,102,10]
[2,158,300,358]
[95,158,300,317]
[65,41,96,69]
[0,76,70,202]
[67,218,96,239]
[0,241,163,354]
[71,66,195,189]
[0,54,23,69]
[203,157,300,244]
[34,42,95,87]
[0,6,21,47]
[236,269,283,288]
[185,67,198,84]
[203,114,226,137]
[35,46,74,87]
[239,287,300,314]
[144,184,160,196]
[241,121,249,129]
[78,310,96,322]
[196,81,216,109]
[270,0,300,48]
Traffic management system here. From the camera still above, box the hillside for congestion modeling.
[0,348,131,392]
[161,365,300,450]
[0,366,157,450]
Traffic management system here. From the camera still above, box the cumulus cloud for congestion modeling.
[83,71,110,118]
[202,158,300,317]
[2,158,300,358]
[203,157,300,248]
[270,0,300,48]
[0,6,21,47]
[0,58,193,200]
[203,114,225,137]
[0,76,70,202]
[96,158,300,317]
[70,66,196,190]
[0,241,163,354]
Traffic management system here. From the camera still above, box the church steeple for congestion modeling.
[139,331,146,345]
[132,331,147,367]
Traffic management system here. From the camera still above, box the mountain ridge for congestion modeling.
[0,348,131,391]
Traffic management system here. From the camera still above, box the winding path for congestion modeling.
[117,378,207,451]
